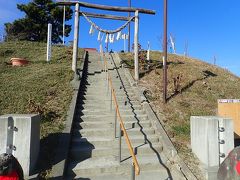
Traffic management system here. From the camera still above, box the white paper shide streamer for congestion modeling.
[100,43,103,53]
[116,31,121,41]
[105,33,109,43]
[97,31,101,41]
[109,34,115,43]
[169,34,176,54]
[89,25,94,35]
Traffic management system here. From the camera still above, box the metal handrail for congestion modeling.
[102,54,140,176]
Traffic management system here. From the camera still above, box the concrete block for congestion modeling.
[203,166,219,180]
[0,114,40,176]
[218,117,234,163]
[191,116,234,168]
[191,116,219,167]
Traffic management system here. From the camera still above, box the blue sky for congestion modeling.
[0,0,240,77]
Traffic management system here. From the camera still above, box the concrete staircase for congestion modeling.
[65,52,186,179]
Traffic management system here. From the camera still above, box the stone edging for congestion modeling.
[50,51,88,179]
[114,53,197,180]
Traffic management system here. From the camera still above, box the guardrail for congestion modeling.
[101,53,140,180]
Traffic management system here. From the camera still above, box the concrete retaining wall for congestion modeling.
[50,51,88,179]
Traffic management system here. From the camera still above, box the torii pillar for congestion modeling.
[72,3,80,79]
[134,10,139,81]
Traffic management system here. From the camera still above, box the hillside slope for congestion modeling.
[119,51,240,178]
[0,41,83,177]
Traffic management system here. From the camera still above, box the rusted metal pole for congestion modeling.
[163,0,168,103]
[128,0,131,52]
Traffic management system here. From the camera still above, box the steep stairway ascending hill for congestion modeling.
[65,51,186,180]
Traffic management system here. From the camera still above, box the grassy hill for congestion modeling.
[0,41,83,178]
[119,51,240,178]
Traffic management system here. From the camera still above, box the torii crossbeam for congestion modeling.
[56,0,156,81]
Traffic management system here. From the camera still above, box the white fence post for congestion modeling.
[47,23,52,62]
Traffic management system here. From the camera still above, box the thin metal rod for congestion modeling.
[131,163,135,180]
[128,0,131,52]
[72,3,80,74]
[119,124,122,163]
[134,10,139,81]
[63,5,66,45]
[56,1,156,15]
[163,0,168,103]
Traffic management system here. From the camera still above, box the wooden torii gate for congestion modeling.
[57,1,155,81]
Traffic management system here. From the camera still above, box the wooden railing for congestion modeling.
[102,53,140,178]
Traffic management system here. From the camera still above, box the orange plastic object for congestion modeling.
[10,58,29,66]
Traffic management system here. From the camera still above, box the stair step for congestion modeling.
[81,104,142,110]
[71,134,159,147]
[66,170,170,180]
[82,95,136,101]
[85,86,134,92]
[80,99,140,106]
[70,142,162,160]
[78,114,148,119]
[79,109,145,116]
[67,155,169,178]
[71,136,160,149]
[73,127,155,137]
[80,90,135,96]
[77,116,149,123]
[75,120,151,129]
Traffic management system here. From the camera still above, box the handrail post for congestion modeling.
[114,108,117,138]
[107,77,109,96]
[110,89,113,111]
[131,162,135,180]
[119,124,122,163]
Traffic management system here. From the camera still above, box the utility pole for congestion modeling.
[163,0,168,103]
[128,0,131,52]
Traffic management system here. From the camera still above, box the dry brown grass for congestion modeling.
[119,51,240,178]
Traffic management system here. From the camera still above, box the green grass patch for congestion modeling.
[0,41,83,178]
[172,124,190,137]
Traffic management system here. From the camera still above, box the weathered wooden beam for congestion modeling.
[80,12,135,22]
[56,1,155,15]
